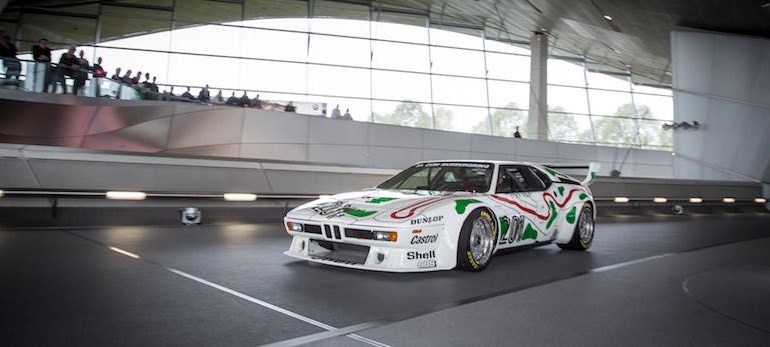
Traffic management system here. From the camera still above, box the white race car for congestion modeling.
[284,161,599,272]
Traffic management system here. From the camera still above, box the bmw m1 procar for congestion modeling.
[283,160,599,272]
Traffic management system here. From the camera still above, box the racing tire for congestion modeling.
[456,208,497,271]
[558,204,594,251]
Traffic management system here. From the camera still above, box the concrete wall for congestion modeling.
[671,29,770,183]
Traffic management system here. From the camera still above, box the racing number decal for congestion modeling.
[499,215,525,244]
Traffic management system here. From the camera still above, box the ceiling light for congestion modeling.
[0,189,4,198]
[689,198,702,203]
[603,15,613,21]
[722,198,735,203]
[614,197,629,203]
[756,198,767,203]
[106,191,147,200]
[223,193,257,201]
[653,197,667,203]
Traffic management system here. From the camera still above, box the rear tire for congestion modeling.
[558,204,594,251]
[456,208,497,271]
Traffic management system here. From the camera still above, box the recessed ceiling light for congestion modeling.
[539,28,547,32]
[665,71,672,75]
[603,15,613,21]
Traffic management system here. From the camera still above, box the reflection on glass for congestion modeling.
[372,100,433,129]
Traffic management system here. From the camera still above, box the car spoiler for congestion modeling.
[542,162,601,186]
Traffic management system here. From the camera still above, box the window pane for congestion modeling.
[484,39,530,55]
[175,0,241,25]
[486,52,530,82]
[372,16,427,44]
[429,26,482,50]
[100,6,169,45]
[431,75,487,107]
[21,14,97,48]
[239,60,307,94]
[171,24,242,57]
[310,15,370,37]
[372,70,431,103]
[488,80,529,109]
[548,113,594,143]
[308,34,370,68]
[586,70,630,91]
[633,84,672,96]
[431,46,485,78]
[638,119,672,149]
[95,47,169,84]
[244,0,308,21]
[548,85,588,114]
[167,54,239,91]
[588,90,633,116]
[240,27,307,62]
[372,41,429,73]
[592,116,639,146]
[547,58,584,87]
[632,94,673,120]
[372,100,433,129]
[99,30,171,52]
[307,65,370,98]
[319,97,371,121]
[488,108,527,137]
[433,104,488,134]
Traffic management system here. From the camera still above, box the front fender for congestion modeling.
[555,200,592,244]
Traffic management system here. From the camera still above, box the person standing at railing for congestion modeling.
[121,69,133,85]
[0,35,20,80]
[53,45,77,94]
[197,84,210,102]
[110,67,121,81]
[91,57,106,97]
[131,70,142,86]
[213,90,224,103]
[32,39,52,92]
[252,94,262,109]
[72,50,89,95]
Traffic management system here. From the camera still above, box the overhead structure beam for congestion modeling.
[0,0,8,14]
[527,31,548,140]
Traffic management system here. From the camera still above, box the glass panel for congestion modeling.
[586,70,630,91]
[547,58,584,87]
[372,70,431,103]
[244,0,308,20]
[430,46,485,78]
[547,85,588,114]
[592,116,640,146]
[431,75,486,107]
[170,24,241,57]
[372,15,427,44]
[311,0,370,35]
[487,80,529,109]
[485,52,530,82]
[372,100,433,129]
[371,41,429,73]
[94,47,169,84]
[632,94,673,120]
[175,0,241,25]
[21,14,97,48]
[239,59,307,94]
[308,34,369,68]
[100,5,170,44]
[307,65,370,98]
[99,30,171,52]
[429,26,482,50]
[166,53,239,91]
[633,84,672,96]
[240,26,307,62]
[588,89,633,116]
[484,39,529,55]
[317,97,371,121]
[637,119,672,148]
[433,104,488,134]
[487,108,527,137]
[548,113,594,143]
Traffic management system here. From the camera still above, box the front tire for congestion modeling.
[558,204,594,250]
[456,208,497,271]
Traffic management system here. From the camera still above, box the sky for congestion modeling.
[15,17,672,137]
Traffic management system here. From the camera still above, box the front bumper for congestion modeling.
[283,219,454,272]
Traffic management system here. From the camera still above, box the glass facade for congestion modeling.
[1,0,673,150]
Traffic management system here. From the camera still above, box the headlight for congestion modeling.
[285,221,303,232]
[373,231,398,242]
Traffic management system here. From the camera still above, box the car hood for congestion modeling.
[287,189,474,226]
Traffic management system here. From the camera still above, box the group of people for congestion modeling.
[329,105,353,120]
[29,39,101,95]
[110,67,160,95]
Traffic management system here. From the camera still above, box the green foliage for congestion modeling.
[373,100,453,130]
[471,102,526,137]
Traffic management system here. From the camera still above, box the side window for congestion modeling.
[530,167,552,189]
[496,166,538,193]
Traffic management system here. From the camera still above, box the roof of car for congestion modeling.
[414,160,538,166]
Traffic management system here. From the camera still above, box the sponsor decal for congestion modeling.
[499,215,525,244]
[410,215,444,225]
[410,234,438,244]
[311,201,376,219]
[454,199,482,214]
[406,250,436,260]
[417,259,437,269]
[416,162,491,169]
[466,250,479,269]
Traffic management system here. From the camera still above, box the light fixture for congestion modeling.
[756,198,767,203]
[671,152,676,156]
[373,231,398,242]
[0,189,4,198]
[106,191,147,200]
[722,198,735,203]
[603,14,613,21]
[318,194,332,199]
[223,193,257,201]
[653,197,668,203]
[689,198,703,203]
[285,221,303,232]
[614,197,629,203]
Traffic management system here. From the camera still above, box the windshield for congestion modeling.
[377,162,494,192]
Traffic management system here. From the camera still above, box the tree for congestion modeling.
[471,102,526,137]
[548,106,593,142]
[373,101,454,130]
[432,107,455,131]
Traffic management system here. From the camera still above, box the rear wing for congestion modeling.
[542,162,601,186]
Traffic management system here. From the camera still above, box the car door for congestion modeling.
[493,165,552,247]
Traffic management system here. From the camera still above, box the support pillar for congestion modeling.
[528,32,548,140]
